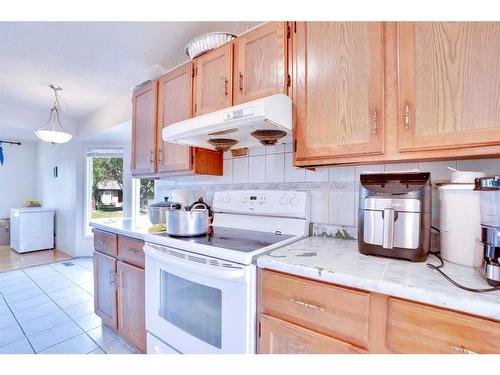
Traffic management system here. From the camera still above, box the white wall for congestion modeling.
[36,141,77,255]
[0,141,38,218]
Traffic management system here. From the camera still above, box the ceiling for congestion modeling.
[0,22,260,123]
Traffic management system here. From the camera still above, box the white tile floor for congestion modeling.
[0,258,137,354]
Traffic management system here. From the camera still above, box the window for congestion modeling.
[85,147,124,236]
[132,178,155,220]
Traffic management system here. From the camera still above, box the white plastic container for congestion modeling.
[438,184,481,266]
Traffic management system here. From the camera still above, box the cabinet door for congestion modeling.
[131,81,158,176]
[387,298,500,354]
[233,22,287,104]
[294,22,384,165]
[117,261,146,353]
[258,314,365,354]
[93,251,117,329]
[398,22,500,151]
[157,63,193,174]
[193,43,233,116]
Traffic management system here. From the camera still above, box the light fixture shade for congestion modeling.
[34,106,72,144]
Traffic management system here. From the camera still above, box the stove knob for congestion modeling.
[215,195,223,203]
[223,196,230,203]
[289,197,299,206]
[279,196,287,205]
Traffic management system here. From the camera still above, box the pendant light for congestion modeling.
[34,85,72,144]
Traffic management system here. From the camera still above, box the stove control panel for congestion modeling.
[213,190,309,218]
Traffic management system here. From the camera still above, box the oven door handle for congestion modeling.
[144,245,247,281]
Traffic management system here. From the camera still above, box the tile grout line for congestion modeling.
[0,285,36,353]
[18,260,103,353]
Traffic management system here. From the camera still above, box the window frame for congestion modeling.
[84,146,125,237]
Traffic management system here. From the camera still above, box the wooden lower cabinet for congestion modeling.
[117,261,146,353]
[258,269,500,354]
[94,234,146,353]
[259,314,365,354]
[93,251,117,329]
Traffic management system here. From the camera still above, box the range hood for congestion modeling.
[163,94,292,151]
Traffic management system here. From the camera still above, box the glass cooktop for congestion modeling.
[154,227,294,253]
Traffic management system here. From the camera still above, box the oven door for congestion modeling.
[144,243,255,354]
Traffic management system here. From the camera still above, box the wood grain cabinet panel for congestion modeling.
[258,314,365,354]
[387,298,500,354]
[117,235,145,268]
[93,229,117,257]
[259,269,371,349]
[193,43,233,116]
[293,22,384,165]
[131,81,158,176]
[156,62,193,174]
[117,260,146,353]
[233,22,287,104]
[398,22,500,152]
[93,251,117,329]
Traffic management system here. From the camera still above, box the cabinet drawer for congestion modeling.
[387,298,500,354]
[117,236,145,268]
[258,314,365,354]
[259,269,371,348]
[93,229,117,257]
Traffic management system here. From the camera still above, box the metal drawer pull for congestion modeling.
[404,100,410,130]
[239,72,243,92]
[452,345,476,354]
[289,298,326,312]
[224,79,229,96]
[97,240,104,246]
[372,108,378,135]
[127,248,140,253]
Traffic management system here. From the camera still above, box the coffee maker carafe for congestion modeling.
[358,172,432,262]
[474,176,500,286]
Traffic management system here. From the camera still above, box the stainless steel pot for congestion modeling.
[165,203,209,237]
[148,197,182,225]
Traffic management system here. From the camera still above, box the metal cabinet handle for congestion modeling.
[149,150,154,163]
[239,72,243,92]
[289,298,326,312]
[158,149,162,162]
[452,345,476,354]
[372,108,378,135]
[127,248,140,254]
[404,100,410,130]
[224,79,229,96]
[109,270,115,287]
[97,240,104,246]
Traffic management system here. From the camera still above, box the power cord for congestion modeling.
[427,251,500,293]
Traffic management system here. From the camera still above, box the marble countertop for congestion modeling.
[257,237,500,321]
[89,218,156,240]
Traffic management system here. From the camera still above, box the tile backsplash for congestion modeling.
[155,143,500,235]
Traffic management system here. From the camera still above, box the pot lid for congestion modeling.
[149,197,182,209]
[474,176,500,191]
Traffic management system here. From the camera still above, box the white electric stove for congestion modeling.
[144,190,309,354]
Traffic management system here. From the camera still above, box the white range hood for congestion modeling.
[162,94,292,151]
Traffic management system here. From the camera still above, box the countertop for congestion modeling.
[257,237,500,321]
[89,218,156,240]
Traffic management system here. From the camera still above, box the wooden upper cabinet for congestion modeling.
[193,43,233,116]
[233,22,288,104]
[398,22,500,152]
[131,81,158,176]
[294,22,385,166]
[156,62,193,174]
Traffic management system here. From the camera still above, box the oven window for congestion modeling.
[159,271,222,349]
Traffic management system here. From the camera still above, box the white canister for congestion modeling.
[438,184,481,266]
